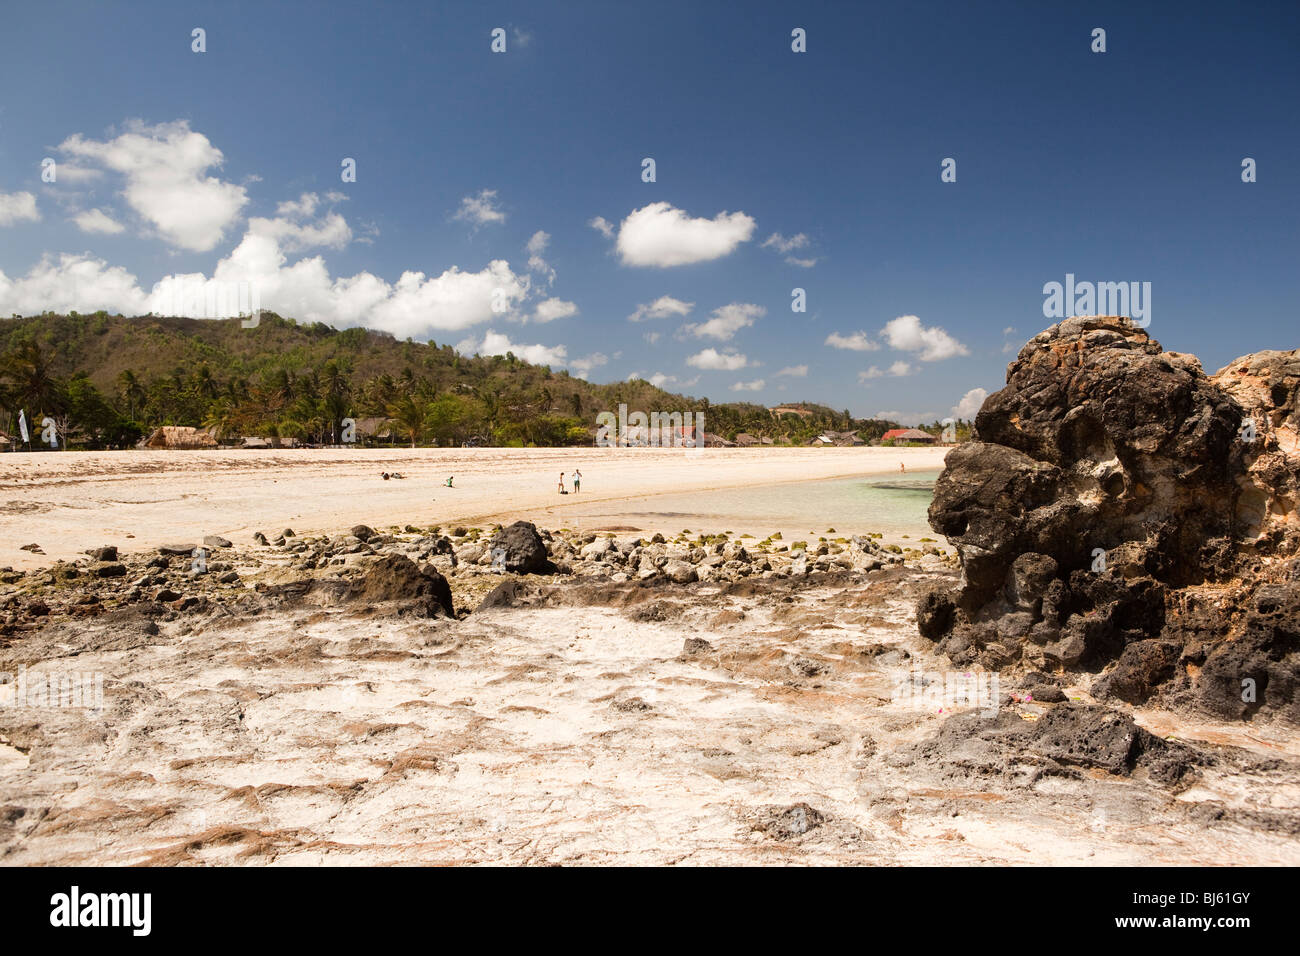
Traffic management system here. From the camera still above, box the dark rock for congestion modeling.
[350,524,376,542]
[90,561,127,578]
[488,521,552,574]
[86,546,118,562]
[203,535,232,549]
[158,543,195,556]
[346,553,454,618]
[154,588,182,603]
[476,578,523,611]
[920,317,1300,723]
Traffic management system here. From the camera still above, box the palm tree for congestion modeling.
[5,341,63,415]
[387,395,427,448]
[116,369,146,421]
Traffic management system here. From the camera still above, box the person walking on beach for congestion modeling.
[558,472,566,493]
[900,462,906,474]
[572,468,581,493]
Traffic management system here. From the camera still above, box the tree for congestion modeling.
[387,395,427,447]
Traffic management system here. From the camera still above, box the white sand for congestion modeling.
[0,446,948,569]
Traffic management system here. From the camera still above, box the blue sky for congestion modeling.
[1,0,1296,423]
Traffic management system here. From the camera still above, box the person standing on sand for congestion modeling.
[900,462,906,474]
[558,472,565,493]
[572,468,581,493]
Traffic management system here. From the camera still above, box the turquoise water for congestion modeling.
[566,470,941,538]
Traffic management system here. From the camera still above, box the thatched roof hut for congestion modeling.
[139,426,219,449]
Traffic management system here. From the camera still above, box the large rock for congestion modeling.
[920,316,1300,723]
[346,553,454,617]
[488,521,553,574]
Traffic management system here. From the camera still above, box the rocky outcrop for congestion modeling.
[920,316,1300,723]
[488,521,552,574]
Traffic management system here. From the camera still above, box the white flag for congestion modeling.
[17,409,28,444]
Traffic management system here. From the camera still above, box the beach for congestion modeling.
[0,446,948,570]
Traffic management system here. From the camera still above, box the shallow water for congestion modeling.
[554,470,942,539]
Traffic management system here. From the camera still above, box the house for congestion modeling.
[813,430,865,446]
[881,428,937,444]
[138,426,219,449]
[352,417,394,443]
[735,432,759,447]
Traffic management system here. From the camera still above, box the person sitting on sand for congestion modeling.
[445,476,454,487]
[381,472,390,480]
[572,468,581,493]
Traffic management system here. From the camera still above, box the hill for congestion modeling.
[0,311,902,448]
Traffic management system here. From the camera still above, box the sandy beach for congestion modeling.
[0,446,948,570]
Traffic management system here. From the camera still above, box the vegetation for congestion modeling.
[0,312,909,449]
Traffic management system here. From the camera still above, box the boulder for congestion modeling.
[488,521,552,574]
[920,317,1300,722]
[345,553,454,617]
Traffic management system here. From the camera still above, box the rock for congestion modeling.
[476,578,524,611]
[752,803,826,841]
[86,546,118,562]
[154,588,182,603]
[203,535,232,549]
[580,537,613,559]
[920,317,1300,722]
[661,560,697,584]
[253,532,269,545]
[488,521,552,574]
[90,561,127,578]
[158,543,195,556]
[218,571,240,584]
[19,544,43,554]
[682,637,714,657]
[345,553,454,618]
[350,524,377,542]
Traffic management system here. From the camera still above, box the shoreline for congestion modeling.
[0,446,949,570]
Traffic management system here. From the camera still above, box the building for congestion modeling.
[138,426,219,449]
[812,430,865,446]
[880,428,937,444]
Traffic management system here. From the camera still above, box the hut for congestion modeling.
[138,426,219,449]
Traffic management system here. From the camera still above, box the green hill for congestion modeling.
[0,311,901,448]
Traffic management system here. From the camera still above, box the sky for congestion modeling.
[0,0,1296,424]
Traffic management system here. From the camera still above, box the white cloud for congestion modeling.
[785,256,818,268]
[858,361,914,381]
[510,26,533,47]
[0,253,150,316]
[776,365,808,377]
[683,302,764,341]
[452,188,506,226]
[951,387,988,419]
[628,295,693,322]
[643,331,661,344]
[730,378,765,392]
[568,352,607,378]
[881,314,969,361]
[687,348,749,371]
[533,297,577,323]
[615,202,755,267]
[761,232,808,254]
[524,230,555,283]
[0,191,41,226]
[825,330,879,352]
[276,193,320,218]
[58,120,248,251]
[72,208,125,235]
[588,216,614,238]
[638,372,698,389]
[461,330,566,366]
